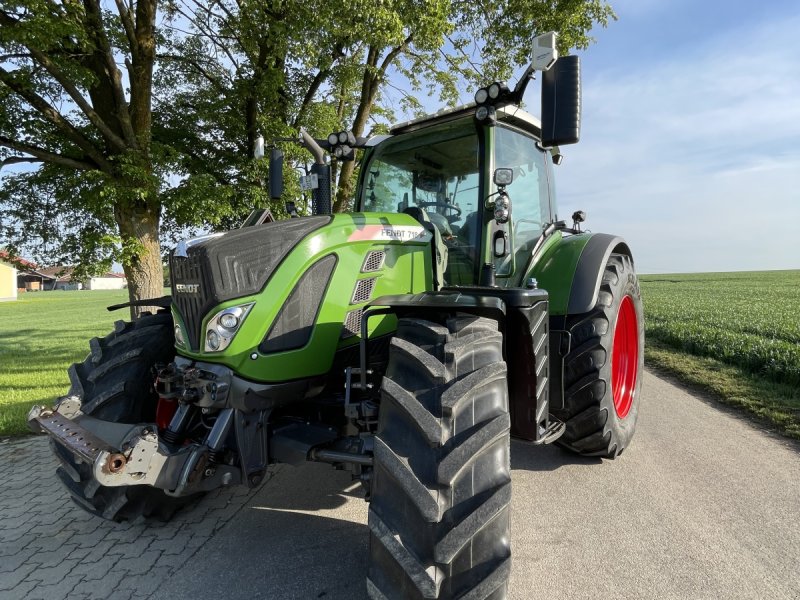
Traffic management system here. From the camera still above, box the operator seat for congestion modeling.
[401,207,448,288]
[415,210,475,286]
[426,212,454,239]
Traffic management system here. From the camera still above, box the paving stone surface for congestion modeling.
[0,435,264,600]
[5,371,800,600]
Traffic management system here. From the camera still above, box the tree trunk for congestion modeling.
[115,202,164,320]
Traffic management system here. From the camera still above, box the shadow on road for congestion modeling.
[510,439,602,471]
[154,463,370,600]
[157,444,600,599]
[252,465,366,512]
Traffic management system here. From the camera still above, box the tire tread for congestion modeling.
[368,314,511,599]
[50,311,199,522]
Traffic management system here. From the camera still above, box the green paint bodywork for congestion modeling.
[172,111,615,386]
[173,213,432,382]
[525,232,592,315]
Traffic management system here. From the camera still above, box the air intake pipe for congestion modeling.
[299,128,332,215]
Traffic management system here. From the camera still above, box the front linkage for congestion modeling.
[28,401,243,499]
[29,353,378,500]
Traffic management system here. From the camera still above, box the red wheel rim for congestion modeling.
[611,295,638,419]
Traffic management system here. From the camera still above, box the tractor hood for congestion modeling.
[169,214,433,382]
[170,216,332,350]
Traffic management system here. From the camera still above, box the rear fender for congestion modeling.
[531,232,633,410]
[530,232,633,316]
[566,233,632,314]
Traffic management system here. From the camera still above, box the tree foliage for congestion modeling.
[0,0,615,308]
[0,0,164,312]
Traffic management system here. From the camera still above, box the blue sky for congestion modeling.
[551,0,800,273]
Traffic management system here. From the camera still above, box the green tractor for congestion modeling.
[29,32,644,599]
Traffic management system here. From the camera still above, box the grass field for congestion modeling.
[1,272,798,439]
[0,290,129,437]
[640,270,800,439]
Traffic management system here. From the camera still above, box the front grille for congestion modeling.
[169,216,332,352]
[351,278,376,305]
[342,309,363,339]
[361,251,385,272]
[170,253,212,350]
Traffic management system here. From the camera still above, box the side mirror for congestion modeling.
[493,168,514,187]
[541,55,581,147]
[269,148,284,200]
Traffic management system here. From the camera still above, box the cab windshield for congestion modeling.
[359,121,481,284]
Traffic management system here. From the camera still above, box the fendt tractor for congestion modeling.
[29,33,644,599]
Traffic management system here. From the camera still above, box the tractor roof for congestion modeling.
[386,104,542,138]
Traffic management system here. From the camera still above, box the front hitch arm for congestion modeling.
[27,405,240,496]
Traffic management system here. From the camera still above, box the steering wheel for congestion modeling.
[417,201,462,218]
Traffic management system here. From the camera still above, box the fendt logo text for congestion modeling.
[175,283,200,294]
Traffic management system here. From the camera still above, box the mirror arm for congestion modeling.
[510,65,535,104]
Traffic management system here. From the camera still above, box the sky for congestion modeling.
[546,0,800,273]
[5,1,799,275]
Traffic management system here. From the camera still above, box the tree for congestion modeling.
[0,0,161,314]
[153,0,456,221]
[1,0,616,311]
[333,0,617,211]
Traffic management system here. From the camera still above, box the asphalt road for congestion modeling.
[153,370,800,600]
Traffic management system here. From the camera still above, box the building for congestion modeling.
[86,272,127,290]
[0,259,16,301]
[36,266,127,291]
[0,251,128,294]
[0,250,57,293]
[16,270,57,291]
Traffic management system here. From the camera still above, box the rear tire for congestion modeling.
[51,312,200,522]
[554,253,644,458]
[368,315,511,599]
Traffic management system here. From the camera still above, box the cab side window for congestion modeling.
[494,126,552,272]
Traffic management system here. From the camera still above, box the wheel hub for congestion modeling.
[611,295,638,419]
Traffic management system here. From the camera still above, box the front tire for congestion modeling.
[368,315,511,599]
[51,312,200,522]
[555,253,644,458]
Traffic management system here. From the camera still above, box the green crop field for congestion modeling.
[640,270,800,439]
[641,270,800,385]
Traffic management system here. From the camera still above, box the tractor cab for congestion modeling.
[355,105,558,288]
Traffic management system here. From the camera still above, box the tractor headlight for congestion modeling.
[494,194,510,223]
[204,303,254,352]
[207,330,221,351]
[494,207,510,223]
[475,105,496,123]
[174,324,186,347]
[219,313,240,330]
[487,81,509,101]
